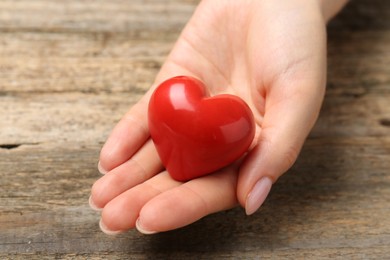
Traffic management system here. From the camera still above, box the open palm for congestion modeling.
[91,0,327,234]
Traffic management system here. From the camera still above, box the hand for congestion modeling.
[90,0,342,234]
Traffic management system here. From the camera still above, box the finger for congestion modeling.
[99,172,182,234]
[238,77,326,215]
[98,88,155,172]
[136,166,238,234]
[91,139,163,209]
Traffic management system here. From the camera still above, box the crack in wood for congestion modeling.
[0,143,40,150]
[0,144,21,150]
[379,119,390,127]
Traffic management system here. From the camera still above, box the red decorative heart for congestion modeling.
[148,76,255,181]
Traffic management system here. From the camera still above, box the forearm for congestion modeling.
[319,0,349,22]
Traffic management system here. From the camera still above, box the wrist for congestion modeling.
[318,0,349,22]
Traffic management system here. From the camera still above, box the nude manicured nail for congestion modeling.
[99,219,123,236]
[89,195,102,212]
[136,219,158,235]
[97,161,108,174]
[245,177,273,215]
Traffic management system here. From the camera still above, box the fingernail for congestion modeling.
[98,161,108,174]
[245,177,273,215]
[99,219,123,236]
[136,218,158,235]
[88,195,102,212]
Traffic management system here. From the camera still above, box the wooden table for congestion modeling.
[1,0,389,258]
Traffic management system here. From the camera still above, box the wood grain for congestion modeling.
[1,0,390,258]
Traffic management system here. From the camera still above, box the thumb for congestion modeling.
[237,78,325,215]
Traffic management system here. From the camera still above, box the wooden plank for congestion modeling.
[1,30,389,95]
[0,92,389,145]
[0,33,172,93]
[0,0,198,36]
[0,137,389,256]
[327,31,390,96]
[0,93,136,144]
[312,94,390,138]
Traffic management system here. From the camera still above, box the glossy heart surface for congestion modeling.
[148,76,255,181]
